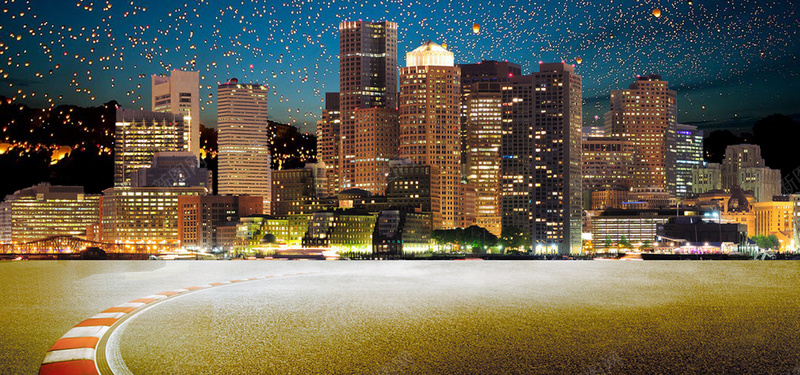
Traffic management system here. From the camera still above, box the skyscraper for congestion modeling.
[674,124,703,199]
[399,41,461,230]
[605,74,677,193]
[151,69,200,156]
[337,21,399,194]
[217,78,272,213]
[114,108,185,187]
[500,63,582,255]
[464,82,502,236]
[457,60,521,167]
[317,92,340,195]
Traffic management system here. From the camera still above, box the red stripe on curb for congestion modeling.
[102,307,136,314]
[49,337,100,351]
[230,279,243,283]
[248,277,259,280]
[156,291,180,296]
[265,275,275,278]
[76,318,118,327]
[185,286,204,290]
[39,360,98,375]
[209,282,227,286]
[129,298,157,304]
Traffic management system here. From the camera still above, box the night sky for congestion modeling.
[0,0,797,132]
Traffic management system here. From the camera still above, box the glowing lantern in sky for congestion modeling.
[576,57,583,64]
[653,9,662,17]
[472,23,480,34]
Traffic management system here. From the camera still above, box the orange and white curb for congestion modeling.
[39,272,315,375]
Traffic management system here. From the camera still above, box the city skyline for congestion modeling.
[0,1,797,132]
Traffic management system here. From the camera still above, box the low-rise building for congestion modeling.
[1,184,100,244]
[373,210,432,257]
[177,195,263,251]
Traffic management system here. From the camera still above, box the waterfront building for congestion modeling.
[372,210,432,257]
[177,195,263,251]
[623,186,675,209]
[100,186,206,247]
[753,199,793,250]
[114,108,184,187]
[605,74,677,193]
[302,209,377,254]
[500,63,582,254]
[590,209,688,251]
[1,184,99,244]
[657,216,748,245]
[217,78,271,213]
[151,69,200,156]
[399,41,461,230]
[337,21,399,194]
[130,151,212,189]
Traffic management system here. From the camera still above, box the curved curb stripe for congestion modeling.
[39,272,313,375]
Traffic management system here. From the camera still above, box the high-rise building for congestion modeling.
[151,69,200,156]
[464,82,502,236]
[217,78,272,213]
[0,184,99,244]
[399,41,461,230]
[674,124,704,199]
[317,92,340,195]
[115,108,185,187]
[500,63,582,255]
[605,74,677,193]
[457,60,521,166]
[337,21,399,194]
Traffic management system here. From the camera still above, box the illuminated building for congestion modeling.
[657,217,748,246]
[688,187,756,237]
[151,69,200,156]
[605,74,677,193]
[721,145,781,202]
[1,184,99,244]
[464,82,502,236]
[692,163,722,194]
[100,186,206,247]
[500,63,582,255]
[591,209,684,251]
[674,124,703,198]
[178,195,263,251]
[302,209,377,254]
[217,78,272,213]
[791,194,800,251]
[271,162,328,216]
[456,180,477,229]
[753,199,793,249]
[591,189,628,210]
[457,60,521,166]
[399,41,461,230]
[130,151,212,189]
[317,93,341,195]
[386,159,435,214]
[623,187,675,209]
[114,108,185,187]
[692,144,781,202]
[337,21,399,194]
[372,210,432,257]
[582,136,634,209]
